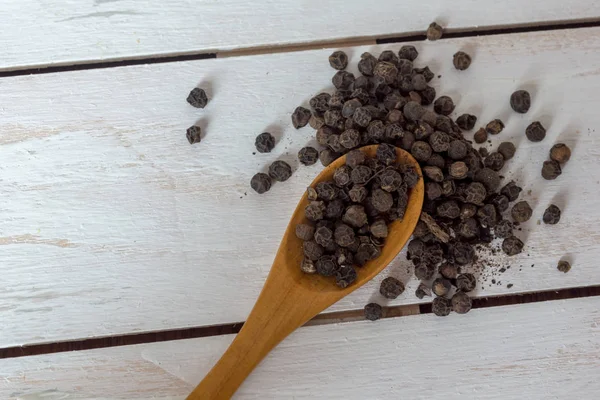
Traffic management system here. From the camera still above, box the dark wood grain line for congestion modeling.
[3,19,600,77]
[1,285,599,359]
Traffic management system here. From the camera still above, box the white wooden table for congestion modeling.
[1,2,600,399]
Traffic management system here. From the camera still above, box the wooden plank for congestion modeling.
[2,297,599,399]
[3,1,600,71]
[2,27,600,348]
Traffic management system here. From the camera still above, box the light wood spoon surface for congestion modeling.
[187,145,424,399]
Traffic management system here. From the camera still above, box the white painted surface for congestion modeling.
[2,297,599,399]
[2,27,600,347]
[2,1,600,71]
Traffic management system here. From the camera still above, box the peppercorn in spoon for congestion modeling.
[187,145,424,399]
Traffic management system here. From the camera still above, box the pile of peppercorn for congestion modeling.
[296,145,419,289]
[280,41,574,317]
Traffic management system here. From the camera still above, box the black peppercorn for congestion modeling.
[411,141,433,162]
[511,201,533,223]
[473,128,488,144]
[452,292,472,314]
[429,131,450,153]
[310,93,331,115]
[525,121,546,142]
[298,146,319,166]
[364,303,383,321]
[484,152,505,171]
[432,278,451,297]
[543,204,561,224]
[300,258,317,274]
[335,265,357,288]
[268,160,293,182]
[550,143,571,164]
[453,51,472,70]
[358,52,378,76]
[486,119,505,135]
[557,260,571,273]
[186,88,208,108]
[332,70,355,89]
[432,297,452,316]
[494,219,514,239]
[345,149,365,168]
[510,90,531,113]
[501,181,522,202]
[502,236,524,256]
[291,106,311,129]
[343,205,368,228]
[250,173,272,194]
[440,263,459,280]
[305,201,326,222]
[456,114,477,130]
[434,96,455,115]
[541,160,562,180]
[380,277,405,299]
[448,140,468,160]
[497,142,516,160]
[329,50,349,70]
[398,45,419,61]
[474,168,501,192]
[303,240,324,261]
[456,273,476,292]
[477,204,498,228]
[255,132,275,153]
[426,22,443,41]
[296,224,315,241]
[186,125,202,145]
[319,149,339,167]
[316,255,338,276]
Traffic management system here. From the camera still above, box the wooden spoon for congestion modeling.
[187,145,424,399]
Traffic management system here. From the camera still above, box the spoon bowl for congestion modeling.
[188,145,424,399]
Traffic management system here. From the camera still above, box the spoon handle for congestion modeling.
[186,265,318,399]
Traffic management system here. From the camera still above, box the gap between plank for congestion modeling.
[2,18,600,77]
[1,285,599,360]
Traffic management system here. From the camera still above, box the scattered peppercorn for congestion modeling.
[186,88,208,108]
[255,132,275,153]
[453,51,472,70]
[186,125,202,145]
[426,22,443,41]
[502,236,524,256]
[328,50,348,70]
[510,90,531,113]
[543,204,561,224]
[268,160,293,182]
[525,121,546,142]
[557,260,571,273]
[380,277,405,299]
[541,160,562,180]
[250,173,272,194]
[486,119,505,135]
[550,143,571,164]
[364,303,383,321]
[473,128,488,144]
